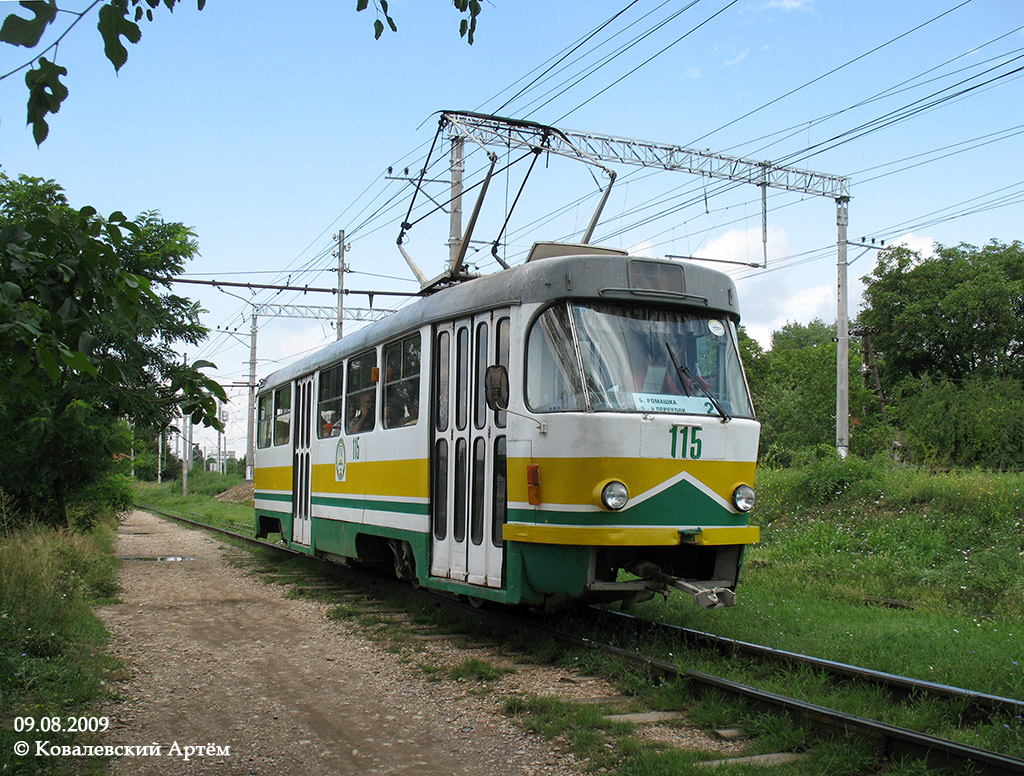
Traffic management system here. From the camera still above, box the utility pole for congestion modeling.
[335,230,346,340]
[182,410,190,497]
[449,136,464,266]
[835,198,850,458]
[246,314,257,481]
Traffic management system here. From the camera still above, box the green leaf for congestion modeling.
[386,14,396,33]
[24,57,68,145]
[0,0,57,48]
[59,346,98,377]
[356,0,369,10]
[97,2,142,72]
[37,346,61,383]
[373,18,383,39]
[1,281,22,305]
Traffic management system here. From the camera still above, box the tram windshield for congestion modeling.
[526,301,754,418]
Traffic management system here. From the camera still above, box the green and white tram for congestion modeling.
[253,243,760,610]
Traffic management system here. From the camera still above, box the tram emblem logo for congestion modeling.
[335,439,347,482]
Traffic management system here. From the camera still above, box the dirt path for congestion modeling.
[96,510,590,776]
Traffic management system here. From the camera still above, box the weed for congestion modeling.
[448,657,515,681]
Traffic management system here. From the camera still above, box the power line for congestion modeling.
[687,0,976,147]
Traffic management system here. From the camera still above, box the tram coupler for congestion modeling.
[667,579,737,610]
[624,561,737,610]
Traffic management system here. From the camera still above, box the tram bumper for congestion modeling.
[505,523,759,611]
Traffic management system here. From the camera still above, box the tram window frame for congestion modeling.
[470,436,486,545]
[454,437,468,543]
[273,385,292,446]
[317,362,345,439]
[346,349,378,435]
[495,316,510,428]
[256,393,273,449]
[473,321,489,430]
[383,334,421,429]
[491,435,507,548]
[435,330,451,433]
[432,438,448,541]
[456,325,469,431]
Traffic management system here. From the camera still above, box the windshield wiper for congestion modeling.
[665,342,731,423]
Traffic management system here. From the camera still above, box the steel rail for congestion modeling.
[136,505,1024,776]
[590,607,1024,718]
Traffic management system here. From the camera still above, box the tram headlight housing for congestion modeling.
[600,481,629,511]
[732,484,756,512]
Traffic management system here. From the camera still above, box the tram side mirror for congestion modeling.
[485,365,510,411]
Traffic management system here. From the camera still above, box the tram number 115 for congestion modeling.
[669,425,703,460]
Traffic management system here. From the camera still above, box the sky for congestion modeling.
[2,0,1023,459]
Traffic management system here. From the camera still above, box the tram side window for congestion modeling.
[317,363,344,439]
[273,385,291,446]
[383,334,420,429]
[346,350,377,434]
[257,393,273,448]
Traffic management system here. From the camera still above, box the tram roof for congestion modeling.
[260,251,741,391]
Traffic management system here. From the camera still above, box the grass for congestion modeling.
[627,457,1024,759]
[448,657,516,682]
[133,470,252,533]
[0,519,122,775]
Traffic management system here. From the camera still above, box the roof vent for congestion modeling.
[526,241,628,262]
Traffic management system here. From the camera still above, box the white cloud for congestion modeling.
[682,67,702,80]
[696,223,787,266]
[890,232,936,257]
[742,280,836,349]
[764,0,815,10]
[725,48,750,66]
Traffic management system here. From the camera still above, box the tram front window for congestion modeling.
[526,302,754,418]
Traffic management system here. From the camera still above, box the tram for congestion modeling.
[253,242,759,610]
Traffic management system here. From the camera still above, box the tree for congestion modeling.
[751,320,879,464]
[0,0,484,144]
[860,241,1024,385]
[858,240,1024,470]
[0,172,225,526]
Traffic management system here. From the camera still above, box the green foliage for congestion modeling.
[0,173,225,527]
[747,320,879,465]
[856,240,1024,469]
[889,375,1024,470]
[0,521,121,774]
[0,522,120,711]
[861,241,1024,385]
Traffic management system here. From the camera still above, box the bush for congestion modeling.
[890,375,1024,470]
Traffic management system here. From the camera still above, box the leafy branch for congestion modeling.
[2,0,483,145]
[1,0,205,144]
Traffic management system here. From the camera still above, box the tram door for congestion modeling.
[431,312,510,588]
[291,374,314,546]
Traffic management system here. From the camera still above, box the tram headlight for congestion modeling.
[601,481,629,511]
[732,484,756,512]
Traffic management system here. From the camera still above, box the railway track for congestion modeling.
[137,504,1024,776]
